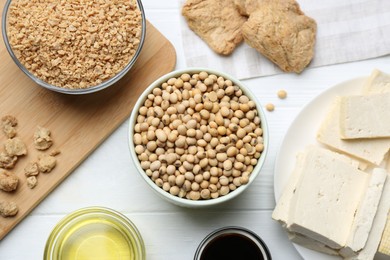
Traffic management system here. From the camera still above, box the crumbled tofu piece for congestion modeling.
[0,152,17,169]
[37,155,56,173]
[0,170,19,192]
[4,137,27,156]
[26,176,38,189]
[24,162,39,177]
[34,126,53,150]
[0,201,18,217]
[1,115,17,138]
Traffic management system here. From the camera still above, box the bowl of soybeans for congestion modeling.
[128,68,268,207]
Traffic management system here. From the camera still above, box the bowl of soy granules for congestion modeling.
[128,68,268,207]
[2,0,145,94]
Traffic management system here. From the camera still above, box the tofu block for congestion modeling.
[284,146,370,249]
[339,168,387,257]
[287,147,369,249]
[339,92,390,139]
[272,152,306,227]
[378,212,390,256]
[287,232,339,256]
[317,97,390,166]
[346,173,390,260]
[273,146,360,227]
[362,69,390,95]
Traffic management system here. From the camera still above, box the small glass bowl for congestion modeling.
[44,207,145,260]
[1,0,146,94]
[194,226,272,260]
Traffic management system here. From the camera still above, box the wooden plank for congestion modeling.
[0,16,177,240]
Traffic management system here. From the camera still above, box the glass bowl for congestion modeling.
[1,0,146,95]
[44,207,145,260]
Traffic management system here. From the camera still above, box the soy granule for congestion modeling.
[7,0,142,89]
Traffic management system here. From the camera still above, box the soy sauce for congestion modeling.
[200,233,265,260]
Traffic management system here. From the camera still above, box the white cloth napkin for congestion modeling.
[180,0,390,79]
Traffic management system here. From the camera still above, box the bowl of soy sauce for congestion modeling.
[194,226,272,260]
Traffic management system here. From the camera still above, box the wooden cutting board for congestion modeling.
[0,16,177,239]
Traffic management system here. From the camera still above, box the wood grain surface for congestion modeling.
[0,19,177,240]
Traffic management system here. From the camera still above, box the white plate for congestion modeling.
[273,77,366,260]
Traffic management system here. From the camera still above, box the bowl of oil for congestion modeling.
[44,207,145,260]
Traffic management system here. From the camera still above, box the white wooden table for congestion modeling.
[1,1,389,259]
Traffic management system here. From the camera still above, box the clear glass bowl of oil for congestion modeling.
[44,207,145,260]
